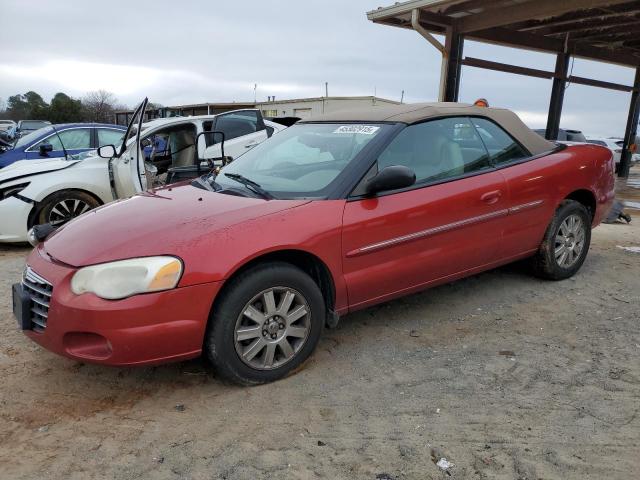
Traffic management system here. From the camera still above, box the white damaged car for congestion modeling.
[0,99,285,242]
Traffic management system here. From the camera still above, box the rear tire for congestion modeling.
[205,262,325,385]
[531,200,591,280]
[36,190,100,227]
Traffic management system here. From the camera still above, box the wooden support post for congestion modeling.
[619,67,640,178]
[545,52,570,140]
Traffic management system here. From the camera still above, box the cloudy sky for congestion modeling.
[0,0,636,136]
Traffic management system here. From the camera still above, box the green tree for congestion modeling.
[0,97,7,119]
[23,91,49,119]
[49,92,84,123]
[6,91,49,120]
[6,94,28,120]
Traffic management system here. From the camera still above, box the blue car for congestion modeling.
[0,123,127,169]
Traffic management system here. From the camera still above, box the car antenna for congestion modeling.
[50,125,70,159]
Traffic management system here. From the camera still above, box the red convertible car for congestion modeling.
[13,103,615,384]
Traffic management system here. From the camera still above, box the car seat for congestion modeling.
[378,133,415,170]
[378,128,465,182]
[410,133,465,181]
[170,130,197,168]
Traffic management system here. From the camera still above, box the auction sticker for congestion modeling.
[333,125,380,135]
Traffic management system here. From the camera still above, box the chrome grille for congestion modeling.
[22,266,53,330]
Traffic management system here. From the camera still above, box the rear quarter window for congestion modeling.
[471,117,529,165]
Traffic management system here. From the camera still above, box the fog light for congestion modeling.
[63,332,112,360]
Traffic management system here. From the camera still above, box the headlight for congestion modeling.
[71,256,183,300]
[27,223,57,247]
[27,227,38,247]
[0,182,30,201]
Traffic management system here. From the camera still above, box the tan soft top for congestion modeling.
[302,102,555,156]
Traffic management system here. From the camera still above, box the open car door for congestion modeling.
[110,98,148,198]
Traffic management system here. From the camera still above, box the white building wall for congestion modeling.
[256,96,400,119]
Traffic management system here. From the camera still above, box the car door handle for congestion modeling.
[245,142,259,148]
[481,190,502,205]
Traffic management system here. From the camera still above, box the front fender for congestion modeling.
[183,200,349,314]
[23,160,113,205]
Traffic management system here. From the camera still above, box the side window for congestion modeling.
[33,134,63,151]
[214,111,258,142]
[377,117,490,184]
[32,128,91,151]
[234,110,264,131]
[471,118,529,165]
[58,128,91,149]
[97,128,125,147]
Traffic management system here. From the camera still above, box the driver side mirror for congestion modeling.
[97,144,117,159]
[365,165,416,195]
[38,143,53,156]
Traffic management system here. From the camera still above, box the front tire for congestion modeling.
[532,200,591,280]
[205,262,325,385]
[36,190,100,227]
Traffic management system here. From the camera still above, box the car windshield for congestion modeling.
[13,126,54,148]
[213,123,389,198]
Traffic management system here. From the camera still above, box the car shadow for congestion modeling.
[335,259,538,332]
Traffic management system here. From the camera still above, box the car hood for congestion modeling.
[0,158,80,183]
[43,182,310,269]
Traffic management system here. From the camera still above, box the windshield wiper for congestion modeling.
[223,173,273,200]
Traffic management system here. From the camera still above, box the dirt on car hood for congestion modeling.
[43,182,309,268]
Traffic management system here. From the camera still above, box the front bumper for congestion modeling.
[18,246,222,366]
[0,195,32,243]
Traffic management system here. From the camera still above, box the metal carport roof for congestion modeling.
[367,0,640,177]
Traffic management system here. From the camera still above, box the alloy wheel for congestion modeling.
[234,287,311,370]
[48,198,92,226]
[554,214,585,268]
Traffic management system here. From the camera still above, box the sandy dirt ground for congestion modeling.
[0,219,638,479]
